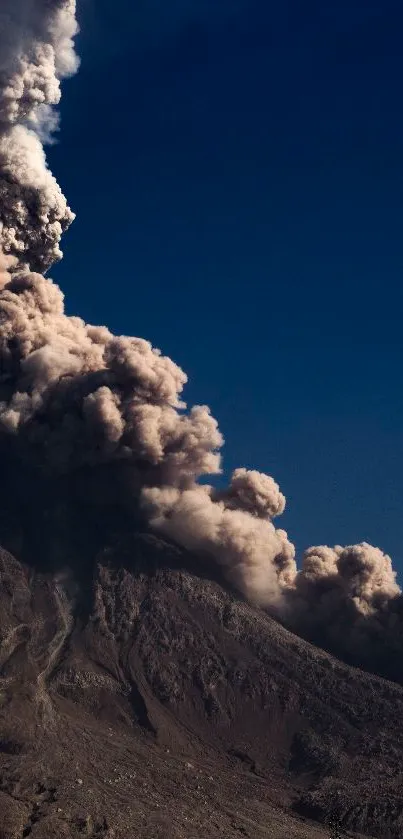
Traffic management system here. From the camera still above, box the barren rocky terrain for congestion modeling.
[1,528,403,839]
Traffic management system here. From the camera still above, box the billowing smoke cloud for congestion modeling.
[1,0,403,687]
[285,542,403,680]
[143,476,296,607]
[296,543,400,618]
[1,254,401,638]
[0,268,221,475]
[1,240,403,682]
[0,0,78,271]
[0,261,296,606]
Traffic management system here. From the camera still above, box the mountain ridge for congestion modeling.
[1,536,403,838]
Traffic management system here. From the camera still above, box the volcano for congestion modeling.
[1,529,403,839]
[1,3,403,838]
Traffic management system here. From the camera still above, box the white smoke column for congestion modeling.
[0,0,79,272]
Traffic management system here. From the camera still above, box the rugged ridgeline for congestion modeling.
[1,530,403,839]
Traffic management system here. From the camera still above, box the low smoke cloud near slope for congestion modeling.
[1,0,403,682]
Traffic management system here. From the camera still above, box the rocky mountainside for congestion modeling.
[1,532,403,839]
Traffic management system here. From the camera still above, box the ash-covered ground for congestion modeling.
[1,520,403,839]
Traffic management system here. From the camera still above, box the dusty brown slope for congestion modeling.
[0,534,403,839]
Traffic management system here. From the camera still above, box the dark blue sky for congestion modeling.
[49,0,403,570]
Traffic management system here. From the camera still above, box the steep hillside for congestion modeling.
[1,536,403,839]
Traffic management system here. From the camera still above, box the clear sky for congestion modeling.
[48,0,403,571]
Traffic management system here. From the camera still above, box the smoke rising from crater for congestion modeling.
[0,0,78,272]
[0,0,403,683]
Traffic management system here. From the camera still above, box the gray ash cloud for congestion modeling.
[0,0,78,271]
[1,0,403,685]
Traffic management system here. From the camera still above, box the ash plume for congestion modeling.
[142,481,296,607]
[296,543,400,617]
[1,0,403,687]
[1,250,401,635]
[285,542,403,675]
[0,0,78,272]
[0,259,296,606]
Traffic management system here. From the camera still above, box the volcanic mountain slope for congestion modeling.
[0,535,403,839]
